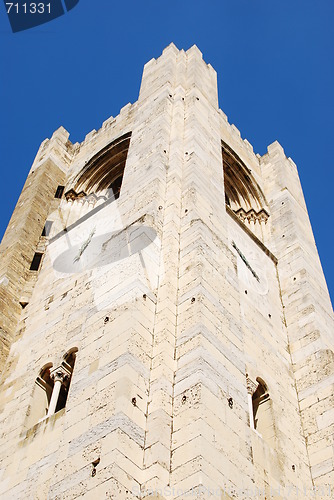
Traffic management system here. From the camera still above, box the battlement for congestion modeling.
[0,44,333,500]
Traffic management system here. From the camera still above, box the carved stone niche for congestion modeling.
[222,141,270,241]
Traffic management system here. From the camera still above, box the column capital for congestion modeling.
[50,365,71,384]
[246,377,258,395]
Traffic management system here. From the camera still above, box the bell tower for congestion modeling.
[0,44,333,499]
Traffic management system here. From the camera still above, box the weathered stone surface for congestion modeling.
[0,44,333,499]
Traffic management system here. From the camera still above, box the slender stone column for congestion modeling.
[246,377,257,429]
[47,367,70,417]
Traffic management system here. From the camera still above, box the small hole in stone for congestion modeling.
[104,316,109,323]
[143,294,147,300]
[292,465,295,471]
[293,277,296,281]
[132,397,137,406]
[185,209,188,213]
[182,395,187,404]
[282,235,285,238]
[268,314,271,318]
[169,94,172,98]
[185,152,188,155]
[158,206,163,210]
[182,97,184,100]
[245,290,248,295]
[282,202,284,205]
[91,458,100,477]
[228,397,233,409]
[164,150,166,153]
[196,97,199,100]
[191,297,196,303]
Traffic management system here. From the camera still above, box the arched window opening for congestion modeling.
[27,349,78,429]
[252,378,269,430]
[222,141,269,241]
[68,132,131,200]
[247,375,275,446]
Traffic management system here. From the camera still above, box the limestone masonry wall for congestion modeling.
[0,44,333,499]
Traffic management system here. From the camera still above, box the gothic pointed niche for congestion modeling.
[68,132,132,202]
[222,141,269,241]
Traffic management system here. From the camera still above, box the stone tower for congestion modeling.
[0,44,333,499]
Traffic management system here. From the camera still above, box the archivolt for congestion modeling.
[222,140,268,212]
[73,132,131,194]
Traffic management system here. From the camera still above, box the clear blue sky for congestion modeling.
[0,0,333,305]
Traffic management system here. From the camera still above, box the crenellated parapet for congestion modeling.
[0,44,333,500]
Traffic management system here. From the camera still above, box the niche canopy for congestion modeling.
[70,132,132,198]
[222,140,269,228]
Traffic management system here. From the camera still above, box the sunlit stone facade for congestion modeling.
[0,44,333,499]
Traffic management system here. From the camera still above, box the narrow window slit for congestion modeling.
[55,185,65,199]
[30,252,43,271]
